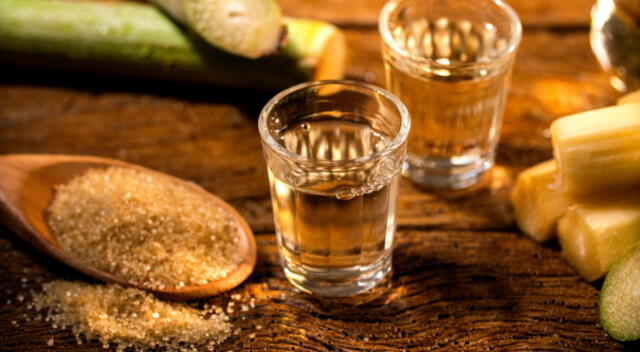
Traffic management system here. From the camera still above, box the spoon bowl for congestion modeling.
[0,154,256,300]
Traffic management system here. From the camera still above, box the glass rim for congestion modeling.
[258,79,410,167]
[379,0,522,69]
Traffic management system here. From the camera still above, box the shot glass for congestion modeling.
[380,0,522,189]
[259,80,410,296]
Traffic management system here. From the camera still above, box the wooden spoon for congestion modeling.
[0,154,256,300]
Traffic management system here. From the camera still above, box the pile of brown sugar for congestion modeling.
[34,166,252,350]
[31,281,232,352]
[47,166,242,289]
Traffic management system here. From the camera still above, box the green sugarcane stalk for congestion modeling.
[150,0,285,58]
[0,0,346,90]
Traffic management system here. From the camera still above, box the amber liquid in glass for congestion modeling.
[268,118,399,273]
[385,17,512,188]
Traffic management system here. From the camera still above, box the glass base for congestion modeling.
[404,153,493,190]
[281,253,392,296]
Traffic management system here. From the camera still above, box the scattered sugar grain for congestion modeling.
[46,167,242,289]
[31,281,232,352]
[47,338,54,346]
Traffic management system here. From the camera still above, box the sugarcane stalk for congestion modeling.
[510,159,568,242]
[551,103,640,198]
[618,88,640,104]
[150,0,285,58]
[0,0,346,91]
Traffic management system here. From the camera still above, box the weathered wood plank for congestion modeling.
[276,0,594,28]
[0,29,618,232]
[0,230,624,351]
[0,8,637,351]
[71,0,594,28]
[0,7,627,349]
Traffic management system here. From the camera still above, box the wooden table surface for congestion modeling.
[0,0,634,351]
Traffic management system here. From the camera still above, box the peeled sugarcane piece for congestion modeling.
[557,193,640,281]
[0,0,346,90]
[600,244,640,341]
[618,89,640,105]
[150,0,284,58]
[283,17,346,83]
[510,160,568,242]
[551,103,640,199]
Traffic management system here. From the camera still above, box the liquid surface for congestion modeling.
[278,117,390,162]
[269,118,399,269]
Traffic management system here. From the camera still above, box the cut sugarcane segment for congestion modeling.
[511,160,568,242]
[283,18,347,84]
[600,244,640,341]
[618,89,640,105]
[551,103,640,199]
[152,0,284,58]
[0,0,345,90]
[557,193,640,281]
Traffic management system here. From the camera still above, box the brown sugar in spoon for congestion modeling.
[0,154,256,300]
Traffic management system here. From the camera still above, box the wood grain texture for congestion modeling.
[276,0,594,28]
[0,0,630,350]
[0,230,624,351]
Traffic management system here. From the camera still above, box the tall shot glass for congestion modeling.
[259,80,410,296]
[380,0,522,189]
